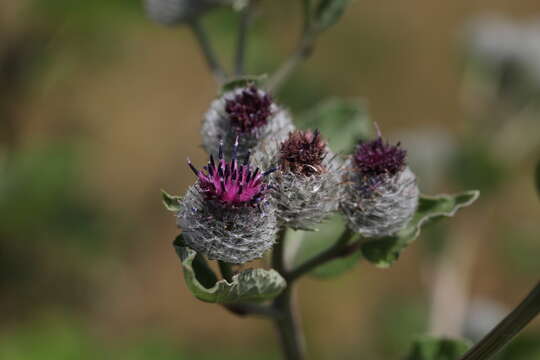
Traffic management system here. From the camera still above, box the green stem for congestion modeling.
[189,19,227,84]
[265,0,317,93]
[234,0,256,76]
[271,228,306,360]
[218,261,234,282]
[273,287,306,360]
[459,281,540,360]
[225,303,280,318]
[285,227,357,283]
[272,228,288,274]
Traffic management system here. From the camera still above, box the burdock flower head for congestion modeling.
[177,139,279,263]
[269,129,342,230]
[202,84,294,161]
[340,127,419,237]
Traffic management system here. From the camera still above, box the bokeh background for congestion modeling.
[0,0,539,359]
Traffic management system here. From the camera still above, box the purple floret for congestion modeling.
[225,86,273,133]
[354,134,406,177]
[188,138,275,207]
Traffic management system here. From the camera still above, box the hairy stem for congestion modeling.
[273,287,306,360]
[285,227,357,283]
[225,303,280,318]
[218,261,234,282]
[189,19,227,84]
[265,0,317,93]
[272,228,288,274]
[271,228,306,360]
[459,281,540,360]
[234,0,256,76]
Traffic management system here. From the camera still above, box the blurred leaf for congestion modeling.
[173,235,286,303]
[361,191,480,267]
[222,75,267,93]
[535,158,540,199]
[0,144,106,250]
[299,97,372,154]
[291,215,361,278]
[31,0,140,30]
[451,142,506,195]
[498,333,540,360]
[314,0,351,32]
[161,190,182,212]
[405,336,471,360]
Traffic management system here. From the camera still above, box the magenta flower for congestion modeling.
[188,139,275,207]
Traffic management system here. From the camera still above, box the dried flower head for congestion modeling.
[265,130,342,230]
[225,86,273,133]
[341,128,419,237]
[354,136,406,177]
[279,129,327,176]
[177,139,278,263]
[202,85,294,161]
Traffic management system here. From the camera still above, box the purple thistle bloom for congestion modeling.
[188,138,276,207]
[225,85,273,134]
[354,127,406,177]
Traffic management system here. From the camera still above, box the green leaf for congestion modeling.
[314,0,351,32]
[361,190,480,268]
[173,235,286,303]
[405,336,471,360]
[221,74,267,93]
[292,215,361,278]
[535,158,540,199]
[161,190,182,212]
[299,97,372,154]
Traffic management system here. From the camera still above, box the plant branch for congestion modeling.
[218,261,234,282]
[284,227,358,283]
[189,19,227,84]
[224,303,280,318]
[265,0,317,93]
[459,281,540,360]
[234,0,257,76]
[273,287,306,360]
[272,228,288,274]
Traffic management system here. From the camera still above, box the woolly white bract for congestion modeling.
[271,153,343,231]
[201,87,294,161]
[176,186,279,264]
[340,164,419,238]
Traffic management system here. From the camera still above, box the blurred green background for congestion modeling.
[0,0,539,359]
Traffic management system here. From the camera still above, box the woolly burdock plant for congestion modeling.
[270,129,342,230]
[177,139,279,264]
[340,129,419,237]
[202,85,294,161]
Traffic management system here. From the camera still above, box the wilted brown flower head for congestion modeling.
[279,129,327,176]
[225,85,273,134]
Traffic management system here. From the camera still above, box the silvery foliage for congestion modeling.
[465,14,540,84]
[271,152,343,231]
[340,163,419,238]
[177,186,278,264]
[201,87,294,161]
